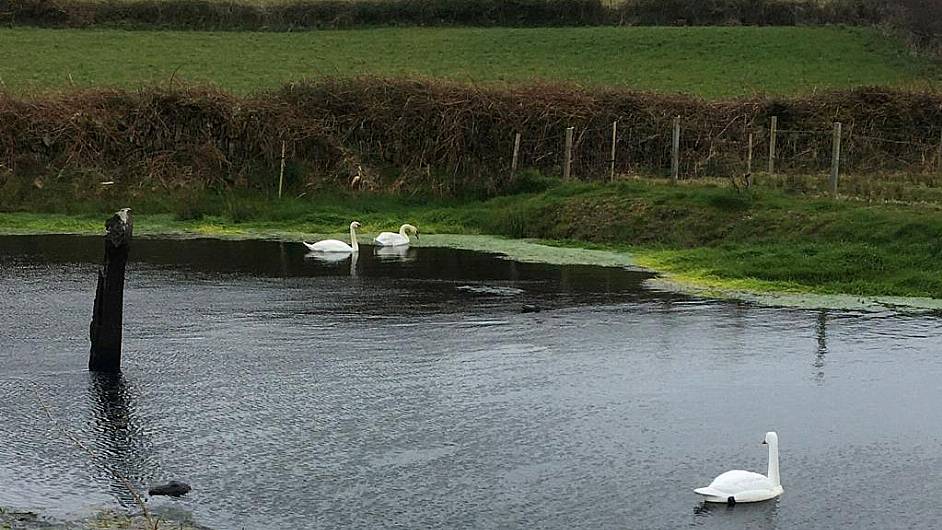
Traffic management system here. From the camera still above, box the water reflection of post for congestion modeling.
[509,260,519,283]
[278,241,288,279]
[560,265,572,292]
[813,310,828,384]
[88,372,152,508]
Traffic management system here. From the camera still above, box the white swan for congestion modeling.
[303,221,360,253]
[694,431,783,504]
[374,224,418,247]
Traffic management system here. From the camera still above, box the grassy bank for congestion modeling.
[4,180,942,300]
[2,26,936,97]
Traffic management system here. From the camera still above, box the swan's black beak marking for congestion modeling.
[761,440,768,445]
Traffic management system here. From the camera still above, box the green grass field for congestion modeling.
[2,26,936,97]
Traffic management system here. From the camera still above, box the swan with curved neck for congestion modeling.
[694,431,783,504]
[303,221,360,253]
[374,224,418,247]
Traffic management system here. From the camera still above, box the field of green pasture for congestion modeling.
[2,26,936,97]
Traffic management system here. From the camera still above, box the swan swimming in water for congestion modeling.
[302,221,360,253]
[374,224,418,247]
[694,431,783,504]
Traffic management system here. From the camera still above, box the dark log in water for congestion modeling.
[88,209,133,372]
[148,481,191,497]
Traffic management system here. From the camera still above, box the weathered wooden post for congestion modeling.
[610,120,618,182]
[89,208,133,373]
[747,132,754,175]
[278,140,286,199]
[830,122,842,196]
[671,116,680,183]
[936,129,942,173]
[511,132,521,175]
[768,116,778,175]
[563,127,574,180]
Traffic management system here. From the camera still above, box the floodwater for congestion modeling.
[1,235,941,529]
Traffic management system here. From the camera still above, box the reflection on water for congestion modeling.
[1,235,942,529]
[374,245,417,263]
[87,372,153,509]
[305,250,359,277]
[694,498,782,526]
[304,251,354,264]
[0,235,655,290]
[814,310,828,384]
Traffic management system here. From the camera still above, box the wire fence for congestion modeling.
[257,111,942,202]
[449,116,942,193]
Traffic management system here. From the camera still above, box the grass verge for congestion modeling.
[4,179,942,299]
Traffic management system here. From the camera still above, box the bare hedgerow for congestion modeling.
[898,0,942,48]
[1,79,941,200]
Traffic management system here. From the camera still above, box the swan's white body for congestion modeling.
[303,221,360,253]
[374,224,418,247]
[695,432,783,503]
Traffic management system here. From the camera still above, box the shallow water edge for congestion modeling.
[1,218,941,312]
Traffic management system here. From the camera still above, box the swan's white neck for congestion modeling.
[350,225,359,253]
[767,439,780,487]
[399,224,409,237]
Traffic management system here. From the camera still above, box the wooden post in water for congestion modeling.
[610,121,618,182]
[563,127,574,180]
[512,132,521,175]
[278,140,286,199]
[768,116,778,175]
[89,208,133,373]
[671,116,680,183]
[830,122,842,196]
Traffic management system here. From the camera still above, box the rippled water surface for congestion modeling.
[2,235,942,529]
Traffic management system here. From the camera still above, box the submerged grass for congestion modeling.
[2,26,937,97]
[4,179,942,299]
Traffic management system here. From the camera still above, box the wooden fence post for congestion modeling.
[768,116,778,175]
[830,122,842,196]
[626,127,631,175]
[512,132,521,174]
[747,133,754,175]
[671,116,680,183]
[610,121,617,182]
[278,140,286,199]
[89,208,133,373]
[937,128,942,173]
[563,127,574,180]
